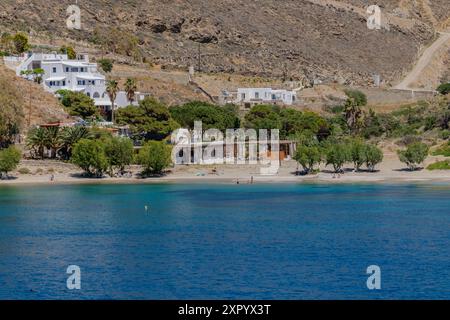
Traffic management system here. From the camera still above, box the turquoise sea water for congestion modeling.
[0,182,449,299]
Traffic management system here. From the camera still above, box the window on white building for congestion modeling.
[52,67,57,73]
[255,92,259,99]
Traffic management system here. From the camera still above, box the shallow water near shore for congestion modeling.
[0,183,449,299]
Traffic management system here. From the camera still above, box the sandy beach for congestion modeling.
[1,153,450,186]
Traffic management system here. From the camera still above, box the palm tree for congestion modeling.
[60,126,91,160]
[124,78,137,105]
[106,80,119,123]
[26,127,48,159]
[44,126,63,159]
[344,97,363,134]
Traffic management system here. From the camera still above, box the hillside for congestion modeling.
[0,62,69,129]
[1,0,449,86]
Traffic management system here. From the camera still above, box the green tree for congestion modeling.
[116,97,179,140]
[104,136,134,175]
[136,141,172,175]
[44,126,63,159]
[0,146,21,178]
[26,126,62,159]
[12,33,29,54]
[32,68,45,84]
[170,101,240,131]
[59,126,91,160]
[98,58,114,73]
[343,97,364,134]
[124,78,137,104]
[325,142,350,173]
[72,139,108,177]
[294,145,322,174]
[106,80,119,123]
[365,144,383,172]
[397,142,429,171]
[59,45,77,59]
[57,90,99,119]
[244,104,282,133]
[26,127,48,159]
[349,138,367,171]
[280,109,330,140]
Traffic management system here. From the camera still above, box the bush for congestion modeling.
[0,146,21,178]
[431,142,450,157]
[71,139,108,177]
[344,89,367,106]
[59,45,76,59]
[437,83,450,95]
[17,167,31,174]
[427,160,450,170]
[98,58,114,73]
[137,141,172,175]
[440,130,450,140]
[397,142,429,171]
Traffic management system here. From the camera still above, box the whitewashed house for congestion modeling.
[14,52,112,108]
[225,88,296,108]
[10,52,150,118]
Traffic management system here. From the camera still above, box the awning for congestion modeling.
[45,76,66,82]
[61,61,91,67]
[77,75,105,81]
[94,100,112,106]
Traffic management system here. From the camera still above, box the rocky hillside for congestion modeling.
[1,0,449,85]
[0,62,69,129]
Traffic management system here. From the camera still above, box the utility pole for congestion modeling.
[197,43,201,73]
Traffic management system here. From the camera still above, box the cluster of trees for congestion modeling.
[27,126,91,160]
[244,104,330,140]
[71,136,134,177]
[71,137,171,177]
[24,125,172,177]
[294,137,383,174]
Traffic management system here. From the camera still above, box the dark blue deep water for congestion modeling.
[0,183,449,299]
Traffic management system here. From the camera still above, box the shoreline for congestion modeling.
[1,156,450,187]
[2,171,450,187]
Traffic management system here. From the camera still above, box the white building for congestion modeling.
[10,52,150,117]
[15,52,111,108]
[224,88,297,108]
